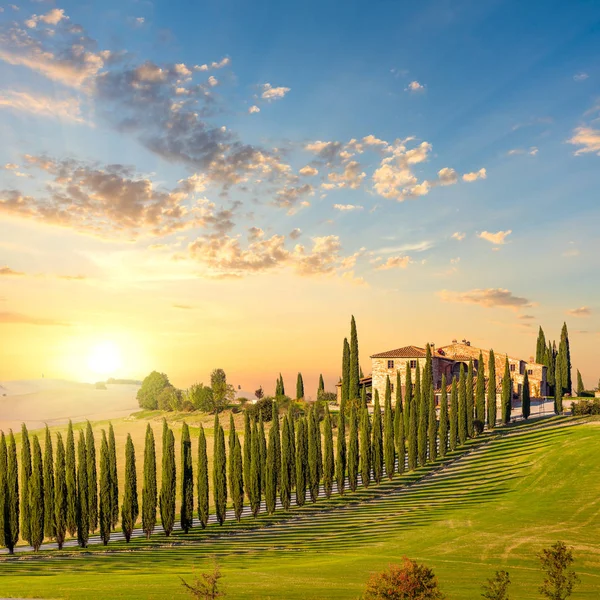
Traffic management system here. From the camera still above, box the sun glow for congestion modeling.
[87,341,122,376]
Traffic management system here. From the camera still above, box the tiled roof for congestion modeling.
[371,345,426,359]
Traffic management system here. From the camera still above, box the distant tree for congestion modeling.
[142,424,157,539]
[180,559,225,600]
[121,433,138,543]
[347,405,359,492]
[360,408,371,487]
[258,414,267,492]
[364,556,445,600]
[323,406,334,499]
[336,406,347,495]
[372,393,384,483]
[418,369,428,466]
[255,386,264,401]
[20,423,32,545]
[501,357,512,425]
[54,433,66,550]
[559,323,572,395]
[476,353,486,425]
[272,402,281,492]
[186,383,214,413]
[249,420,261,516]
[65,421,77,537]
[280,415,292,510]
[0,432,6,548]
[349,315,360,400]
[487,349,497,429]
[296,373,305,400]
[555,356,563,415]
[318,374,325,400]
[76,431,89,548]
[408,371,419,471]
[232,435,244,521]
[4,431,19,554]
[522,371,531,420]
[394,376,404,474]
[243,411,252,503]
[404,367,412,440]
[481,570,511,600]
[538,541,579,600]
[213,416,227,524]
[107,423,119,530]
[467,360,475,438]
[449,377,458,451]
[536,326,547,364]
[295,418,308,506]
[341,337,351,408]
[439,374,448,457]
[458,365,467,445]
[308,407,321,502]
[29,435,44,551]
[43,426,56,540]
[160,424,176,536]
[427,387,437,462]
[137,371,171,410]
[265,422,277,514]
[99,430,111,545]
[275,373,285,397]
[211,369,235,413]
[85,422,98,534]
[576,370,584,397]
[180,423,193,533]
[384,384,395,479]
[197,425,209,529]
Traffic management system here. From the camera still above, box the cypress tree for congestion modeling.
[54,433,66,550]
[522,370,531,420]
[43,426,55,540]
[404,367,412,439]
[318,373,325,399]
[360,408,371,487]
[372,393,383,483]
[142,424,157,539]
[395,371,402,410]
[449,377,458,451]
[121,433,138,542]
[5,431,19,554]
[265,423,277,513]
[243,410,252,502]
[360,385,367,408]
[160,426,176,535]
[554,358,563,415]
[197,425,209,528]
[422,345,433,419]
[347,405,359,492]
[335,407,346,494]
[408,377,418,470]
[85,421,97,534]
[475,352,486,425]
[232,435,244,521]
[280,415,292,510]
[258,413,267,489]
[439,374,448,457]
[249,420,261,516]
[501,357,512,425]
[349,315,360,400]
[0,432,6,548]
[458,364,467,445]
[296,373,305,400]
[427,386,437,462]
[99,430,111,546]
[288,411,296,491]
[576,370,585,397]
[180,422,193,534]
[272,402,281,491]
[559,322,572,395]
[323,406,334,499]
[275,376,282,397]
[341,337,351,408]
[108,423,118,530]
[20,423,32,545]
[394,376,404,472]
[417,367,428,466]
[536,326,546,364]
[65,421,77,538]
[307,408,320,502]
[76,430,89,548]
[29,435,44,551]
[384,385,395,479]
[213,417,227,525]
[487,349,497,429]
[413,363,421,427]
[466,360,475,438]
[546,342,556,396]
[295,418,308,506]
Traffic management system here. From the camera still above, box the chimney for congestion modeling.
[452,338,457,344]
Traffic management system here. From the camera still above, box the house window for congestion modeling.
[387,360,394,369]
[527,369,533,375]
[510,364,516,372]
[409,360,417,369]
[390,383,394,392]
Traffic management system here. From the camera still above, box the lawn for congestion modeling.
[1,417,599,598]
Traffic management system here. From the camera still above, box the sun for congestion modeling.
[87,341,122,376]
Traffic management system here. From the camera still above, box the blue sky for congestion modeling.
[0,0,599,390]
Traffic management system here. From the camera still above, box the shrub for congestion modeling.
[539,541,579,600]
[246,396,275,422]
[317,390,337,403]
[364,557,445,599]
[571,399,600,416]
[185,384,215,413]
[137,371,171,409]
[473,419,485,436]
[157,386,182,411]
[481,570,510,600]
[94,381,107,390]
[180,559,225,599]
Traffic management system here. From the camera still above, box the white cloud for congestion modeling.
[452,232,466,241]
[193,57,230,71]
[439,288,532,310]
[25,8,67,28]
[248,105,260,114]
[261,83,290,101]
[462,167,487,182]
[333,204,363,212]
[299,165,318,176]
[478,230,512,245]
[567,306,591,317]
[207,75,218,87]
[327,161,366,189]
[406,80,425,92]
[0,90,86,123]
[438,167,458,186]
[573,73,589,82]
[568,126,600,156]
[376,255,411,270]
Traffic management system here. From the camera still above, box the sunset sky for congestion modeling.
[1,0,599,395]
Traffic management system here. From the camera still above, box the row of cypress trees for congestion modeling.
[535,323,571,414]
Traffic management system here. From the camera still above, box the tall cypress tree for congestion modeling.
[323,406,334,499]
[427,386,437,462]
[213,416,227,525]
[85,421,97,534]
[197,425,209,529]
[76,430,89,548]
[417,366,428,466]
[99,430,111,546]
[295,418,308,506]
[43,425,55,540]
[288,411,296,491]
[360,408,371,487]
[394,376,404,473]
[232,435,244,521]
[361,385,367,408]
[522,370,531,420]
[546,342,556,396]
[560,322,572,395]
[107,423,118,530]
[372,393,383,483]
[280,415,292,509]
[404,367,412,439]
[487,349,497,429]
[243,410,252,502]
[408,375,418,470]
[576,370,585,397]
[5,431,19,554]
[395,371,403,411]
[0,432,6,548]
[296,373,305,400]
[54,433,66,550]
[475,352,486,426]
[439,374,448,457]
[121,433,138,542]
[341,337,351,408]
[65,421,77,538]
[536,326,546,364]
[20,423,32,545]
[228,414,238,514]
[413,363,421,429]
[554,357,563,415]
[501,357,512,425]
[307,407,320,502]
[258,413,267,489]
[265,423,277,513]
[422,345,433,422]
[347,405,359,492]
[449,377,458,451]
[318,374,325,399]
[160,425,176,536]
[466,360,475,438]
[29,435,44,551]
[272,402,281,491]
[180,422,193,534]
[349,315,360,400]
[384,385,395,479]
[249,420,261,516]
[142,424,157,539]
[458,364,467,445]
[335,407,346,494]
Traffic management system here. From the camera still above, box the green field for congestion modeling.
[2,417,599,599]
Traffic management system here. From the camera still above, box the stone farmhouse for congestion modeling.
[337,339,547,407]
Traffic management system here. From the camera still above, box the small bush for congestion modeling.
[246,396,275,422]
[571,399,600,415]
[473,419,485,436]
[94,381,107,390]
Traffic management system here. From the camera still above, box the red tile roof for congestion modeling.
[370,345,427,359]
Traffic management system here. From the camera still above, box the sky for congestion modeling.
[1,0,599,395]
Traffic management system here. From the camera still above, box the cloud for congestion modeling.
[305,140,345,165]
[0,311,69,326]
[247,226,264,241]
[193,57,230,71]
[0,266,25,276]
[452,232,466,241]
[173,303,193,310]
[248,105,260,114]
[327,161,366,189]
[462,168,487,182]
[437,167,458,186]
[24,8,67,28]
[439,288,532,310]
[573,72,589,82]
[274,183,313,211]
[299,165,318,177]
[57,274,87,280]
[568,126,600,156]
[376,256,411,270]
[478,230,512,245]
[507,148,538,157]
[406,80,424,92]
[377,240,433,254]
[567,306,591,317]
[0,90,86,123]
[260,83,290,101]
[333,204,363,211]
[519,314,535,320]
[289,228,302,240]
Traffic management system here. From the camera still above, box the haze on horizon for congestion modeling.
[1,0,599,395]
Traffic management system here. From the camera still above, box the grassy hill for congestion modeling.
[1,417,599,598]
